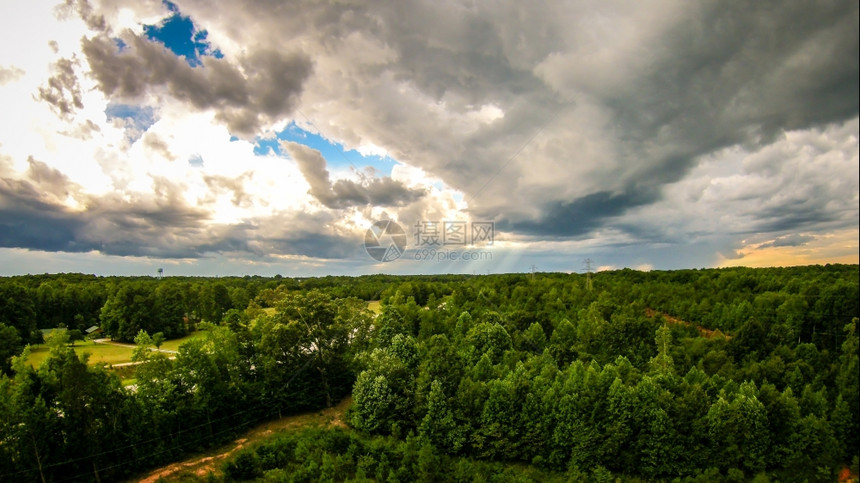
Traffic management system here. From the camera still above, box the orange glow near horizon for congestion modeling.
[719,228,859,268]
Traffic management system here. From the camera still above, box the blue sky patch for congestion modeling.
[144,1,223,67]
[188,154,204,167]
[105,103,156,142]
[255,123,398,175]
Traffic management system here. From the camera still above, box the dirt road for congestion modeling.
[136,397,351,482]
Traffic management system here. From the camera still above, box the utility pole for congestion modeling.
[584,258,593,291]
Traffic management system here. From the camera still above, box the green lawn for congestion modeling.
[25,331,206,368]
[159,330,206,352]
[25,340,135,367]
[367,300,382,313]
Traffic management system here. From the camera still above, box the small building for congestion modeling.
[85,325,102,336]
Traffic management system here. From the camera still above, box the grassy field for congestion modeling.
[25,340,135,367]
[26,303,381,369]
[159,330,206,352]
[25,331,206,368]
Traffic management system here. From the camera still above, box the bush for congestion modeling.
[223,450,262,481]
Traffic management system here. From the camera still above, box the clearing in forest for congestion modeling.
[645,308,731,340]
[136,397,352,482]
[24,331,205,368]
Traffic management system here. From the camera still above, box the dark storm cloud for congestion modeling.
[0,158,97,253]
[244,226,360,260]
[750,204,846,235]
[758,234,816,249]
[81,32,313,138]
[510,0,859,236]
[211,210,361,260]
[284,141,426,209]
[0,161,212,257]
[720,119,859,239]
[174,0,855,241]
[497,188,660,237]
[0,158,358,260]
[4,0,855,273]
[0,178,82,252]
[332,177,425,207]
[609,1,858,150]
[81,0,857,243]
[461,2,854,238]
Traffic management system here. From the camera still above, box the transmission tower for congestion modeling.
[584,258,593,291]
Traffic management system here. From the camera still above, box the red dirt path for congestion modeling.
[135,397,351,482]
[645,308,731,340]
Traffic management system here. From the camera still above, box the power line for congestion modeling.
[584,258,593,292]
[0,353,329,481]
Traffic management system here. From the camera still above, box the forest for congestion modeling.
[0,265,857,481]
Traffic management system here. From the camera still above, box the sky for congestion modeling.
[0,0,857,277]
